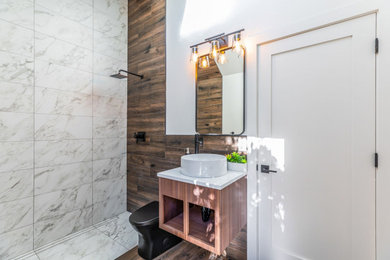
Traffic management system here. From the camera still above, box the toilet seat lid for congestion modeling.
[130,201,159,226]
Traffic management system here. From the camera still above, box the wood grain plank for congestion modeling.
[187,184,218,210]
[196,58,223,134]
[220,176,247,253]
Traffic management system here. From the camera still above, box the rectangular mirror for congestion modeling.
[196,47,245,135]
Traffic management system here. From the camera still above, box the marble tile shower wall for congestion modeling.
[0,0,128,258]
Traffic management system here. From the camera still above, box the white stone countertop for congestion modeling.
[157,167,247,190]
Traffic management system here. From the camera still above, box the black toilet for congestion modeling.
[129,201,181,259]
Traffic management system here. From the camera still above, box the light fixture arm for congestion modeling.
[204,33,226,42]
[189,28,244,49]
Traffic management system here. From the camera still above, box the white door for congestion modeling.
[258,14,376,260]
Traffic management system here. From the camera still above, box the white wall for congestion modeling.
[166,0,390,259]
[222,73,244,135]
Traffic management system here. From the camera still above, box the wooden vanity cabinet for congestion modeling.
[159,177,246,255]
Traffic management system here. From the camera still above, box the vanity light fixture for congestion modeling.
[191,46,199,63]
[189,29,244,64]
[199,56,210,68]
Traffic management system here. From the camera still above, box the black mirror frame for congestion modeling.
[195,46,246,136]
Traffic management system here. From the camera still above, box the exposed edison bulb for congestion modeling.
[199,56,210,68]
[233,33,243,55]
[191,52,198,63]
[233,41,243,53]
[190,46,198,63]
[235,45,244,56]
[210,40,220,59]
[217,51,227,64]
[211,47,218,59]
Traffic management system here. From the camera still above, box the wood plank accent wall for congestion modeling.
[196,58,223,134]
[127,0,246,213]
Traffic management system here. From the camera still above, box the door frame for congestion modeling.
[245,11,378,260]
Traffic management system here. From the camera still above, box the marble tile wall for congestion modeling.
[0,0,128,258]
[92,0,127,225]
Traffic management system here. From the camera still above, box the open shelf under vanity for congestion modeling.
[188,204,215,247]
[162,195,184,233]
[158,177,246,255]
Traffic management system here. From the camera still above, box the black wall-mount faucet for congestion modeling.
[194,134,203,154]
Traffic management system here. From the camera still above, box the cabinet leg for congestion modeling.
[208,250,227,260]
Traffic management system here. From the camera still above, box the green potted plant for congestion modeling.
[226,152,247,172]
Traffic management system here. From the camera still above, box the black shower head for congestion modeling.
[110,69,144,79]
[110,72,127,79]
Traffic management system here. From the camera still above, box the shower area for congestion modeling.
[0,0,129,258]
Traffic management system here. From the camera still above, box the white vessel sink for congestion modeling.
[180,153,227,178]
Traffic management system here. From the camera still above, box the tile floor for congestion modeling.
[13,212,137,260]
